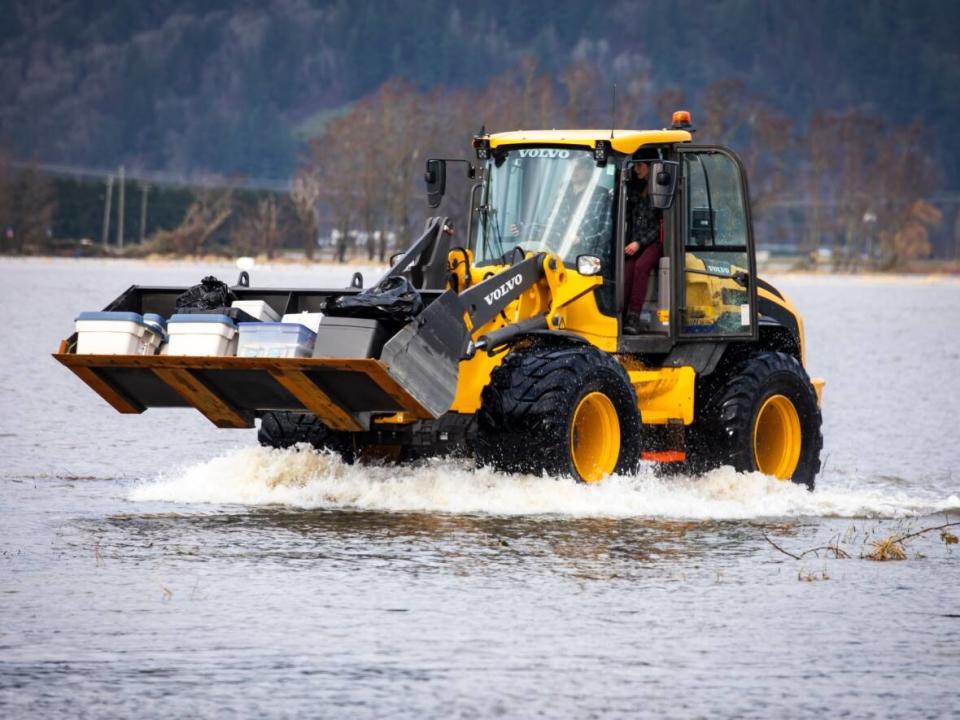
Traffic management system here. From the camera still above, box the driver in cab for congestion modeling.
[511,161,614,260]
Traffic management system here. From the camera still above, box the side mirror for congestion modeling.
[424,159,446,208]
[389,252,404,267]
[650,160,679,210]
[576,255,603,276]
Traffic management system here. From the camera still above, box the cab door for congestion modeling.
[676,147,757,340]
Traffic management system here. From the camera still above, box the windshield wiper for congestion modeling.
[480,204,506,262]
[491,208,508,262]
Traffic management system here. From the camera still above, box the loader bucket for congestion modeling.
[53,351,438,431]
[54,288,470,430]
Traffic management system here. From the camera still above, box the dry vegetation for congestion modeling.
[763,517,958,575]
[0,154,57,254]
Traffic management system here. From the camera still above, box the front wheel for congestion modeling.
[476,344,642,483]
[692,352,822,489]
[258,411,355,463]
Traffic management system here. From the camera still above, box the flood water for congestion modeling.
[1,257,959,718]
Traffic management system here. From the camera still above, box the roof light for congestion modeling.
[671,110,694,131]
[593,140,610,166]
[473,137,490,159]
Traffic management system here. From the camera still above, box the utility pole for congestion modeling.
[139,183,149,243]
[954,206,960,262]
[116,165,125,249]
[101,174,114,248]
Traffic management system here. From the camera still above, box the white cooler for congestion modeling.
[231,300,280,322]
[280,311,323,333]
[75,311,164,355]
[167,314,238,356]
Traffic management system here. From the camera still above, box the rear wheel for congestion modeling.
[258,411,354,462]
[476,345,641,483]
[692,351,822,489]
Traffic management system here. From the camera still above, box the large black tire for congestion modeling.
[476,344,642,482]
[258,412,354,462]
[691,351,822,489]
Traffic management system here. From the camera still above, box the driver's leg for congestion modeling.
[623,242,661,334]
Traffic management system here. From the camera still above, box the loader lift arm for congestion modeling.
[378,252,546,417]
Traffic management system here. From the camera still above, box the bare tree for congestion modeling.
[290,170,321,260]
[232,194,280,258]
[0,149,13,253]
[13,160,57,253]
[146,186,234,256]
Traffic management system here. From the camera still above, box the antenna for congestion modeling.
[610,84,617,139]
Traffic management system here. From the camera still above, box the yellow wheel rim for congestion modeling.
[570,392,621,483]
[753,394,802,480]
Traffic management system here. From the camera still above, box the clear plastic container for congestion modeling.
[237,322,317,358]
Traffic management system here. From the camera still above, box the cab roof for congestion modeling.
[487,129,693,155]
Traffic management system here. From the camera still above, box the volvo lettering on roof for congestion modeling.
[517,148,571,159]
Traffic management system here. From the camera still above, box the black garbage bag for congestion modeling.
[326,276,424,325]
[175,275,237,312]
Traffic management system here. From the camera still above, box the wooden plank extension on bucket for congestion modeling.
[53,346,434,431]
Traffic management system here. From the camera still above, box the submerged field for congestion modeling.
[1,258,958,718]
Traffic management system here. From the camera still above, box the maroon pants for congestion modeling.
[623,242,662,313]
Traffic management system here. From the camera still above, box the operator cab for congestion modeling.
[617,139,759,355]
[425,115,759,354]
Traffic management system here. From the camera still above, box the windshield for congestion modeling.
[474,148,617,266]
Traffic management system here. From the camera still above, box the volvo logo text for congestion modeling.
[484,273,524,306]
[517,148,570,159]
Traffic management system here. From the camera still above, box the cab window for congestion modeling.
[681,151,753,337]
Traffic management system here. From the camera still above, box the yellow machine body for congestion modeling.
[428,250,699,426]
[55,122,824,488]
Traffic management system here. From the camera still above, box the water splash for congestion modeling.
[130,445,959,520]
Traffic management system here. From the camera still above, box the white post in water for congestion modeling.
[101,174,114,249]
[117,165,125,250]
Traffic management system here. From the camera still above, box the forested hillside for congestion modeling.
[2,0,959,183]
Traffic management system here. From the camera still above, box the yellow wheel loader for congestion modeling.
[55,112,824,488]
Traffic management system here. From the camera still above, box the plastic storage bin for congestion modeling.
[75,311,164,355]
[231,300,280,322]
[281,312,323,333]
[312,317,390,359]
[166,314,238,356]
[237,322,317,358]
[142,313,167,338]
